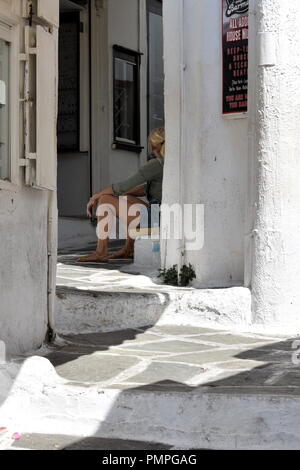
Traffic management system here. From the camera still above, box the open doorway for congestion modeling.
[57,0,165,256]
[57,0,90,220]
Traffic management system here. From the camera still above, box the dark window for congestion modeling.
[57,12,80,152]
[113,45,142,152]
[147,0,164,134]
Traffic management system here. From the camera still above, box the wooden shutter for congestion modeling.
[35,25,58,190]
[36,0,60,28]
[23,21,58,190]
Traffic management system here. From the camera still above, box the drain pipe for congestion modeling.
[46,24,59,343]
[47,190,58,343]
[88,0,93,197]
[177,0,186,282]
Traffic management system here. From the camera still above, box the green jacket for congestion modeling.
[112,156,164,203]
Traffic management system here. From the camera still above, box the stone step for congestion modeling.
[56,285,251,335]
[8,433,173,451]
[2,355,300,450]
[1,326,300,450]
[56,263,251,335]
[130,236,161,270]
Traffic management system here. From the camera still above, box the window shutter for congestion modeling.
[35,25,57,190]
[36,0,60,28]
[22,2,59,190]
[23,24,58,190]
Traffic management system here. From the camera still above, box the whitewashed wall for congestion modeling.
[0,0,58,355]
[247,0,300,330]
[162,0,248,288]
[0,187,49,355]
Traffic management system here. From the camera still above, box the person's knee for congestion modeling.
[98,194,117,204]
[96,195,118,217]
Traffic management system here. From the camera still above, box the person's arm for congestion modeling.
[112,159,161,197]
[125,185,146,197]
[87,160,160,216]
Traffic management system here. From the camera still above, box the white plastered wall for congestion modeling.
[0,186,49,355]
[247,0,300,330]
[0,0,58,355]
[162,0,248,288]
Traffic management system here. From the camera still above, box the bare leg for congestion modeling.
[76,196,115,262]
[77,195,148,262]
[105,195,148,260]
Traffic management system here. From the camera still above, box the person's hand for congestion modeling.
[86,187,113,217]
[86,193,101,217]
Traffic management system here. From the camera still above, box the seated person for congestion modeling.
[77,127,165,262]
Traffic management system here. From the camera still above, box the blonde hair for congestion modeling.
[148,127,165,158]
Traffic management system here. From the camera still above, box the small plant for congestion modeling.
[159,263,196,287]
[158,264,178,286]
[179,263,196,287]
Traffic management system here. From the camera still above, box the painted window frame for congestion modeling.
[0,18,20,191]
[112,45,143,153]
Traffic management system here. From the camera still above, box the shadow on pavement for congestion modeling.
[8,331,300,450]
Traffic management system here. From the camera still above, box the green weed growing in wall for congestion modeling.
[158,264,196,287]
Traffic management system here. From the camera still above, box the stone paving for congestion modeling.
[56,259,175,294]
[2,313,300,450]
[2,254,299,450]
[32,324,300,392]
[58,240,135,273]
[10,434,173,451]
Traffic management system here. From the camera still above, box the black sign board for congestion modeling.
[222,0,249,115]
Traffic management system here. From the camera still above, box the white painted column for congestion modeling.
[249,0,300,330]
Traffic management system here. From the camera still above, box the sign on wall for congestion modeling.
[222,0,249,115]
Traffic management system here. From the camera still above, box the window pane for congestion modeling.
[114,57,136,143]
[0,39,9,180]
[148,10,164,132]
[57,14,79,151]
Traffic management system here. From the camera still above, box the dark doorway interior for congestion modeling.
[147,0,164,134]
[58,12,80,152]
[57,1,91,218]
